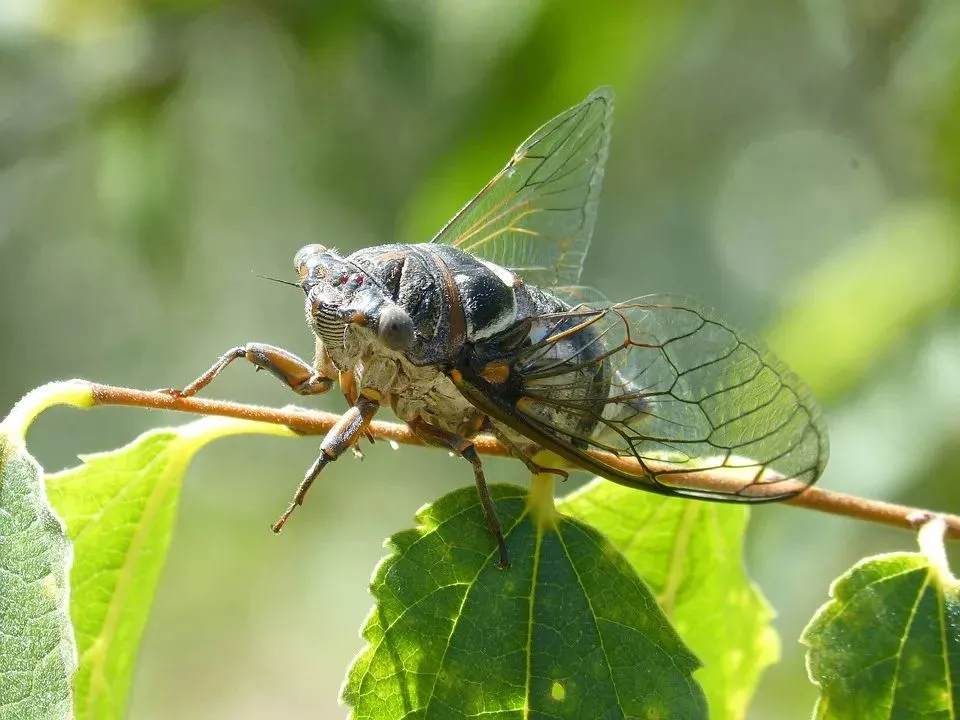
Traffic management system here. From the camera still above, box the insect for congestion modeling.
[169,87,829,568]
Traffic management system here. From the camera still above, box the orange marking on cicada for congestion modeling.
[516,397,536,413]
[479,361,511,384]
[339,370,358,405]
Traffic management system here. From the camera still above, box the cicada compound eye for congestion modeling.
[294,244,328,281]
[377,304,414,352]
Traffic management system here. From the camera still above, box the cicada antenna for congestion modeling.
[251,271,300,289]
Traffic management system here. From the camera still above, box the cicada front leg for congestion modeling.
[164,343,335,399]
[339,368,375,452]
[272,391,381,532]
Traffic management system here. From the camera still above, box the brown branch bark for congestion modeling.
[89,382,960,540]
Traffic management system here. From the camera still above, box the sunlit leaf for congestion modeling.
[342,481,707,719]
[802,518,960,718]
[0,382,93,720]
[559,480,778,720]
[45,416,293,720]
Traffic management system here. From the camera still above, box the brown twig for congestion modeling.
[89,382,960,540]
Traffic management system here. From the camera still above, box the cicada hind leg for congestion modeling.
[407,417,511,569]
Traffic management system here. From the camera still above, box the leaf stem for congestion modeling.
[527,472,558,529]
[87,381,960,540]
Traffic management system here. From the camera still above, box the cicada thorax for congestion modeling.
[355,244,618,448]
[294,243,521,435]
[346,243,529,366]
[299,241,616,447]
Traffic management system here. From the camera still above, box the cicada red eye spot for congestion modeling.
[338,274,349,285]
[353,274,364,286]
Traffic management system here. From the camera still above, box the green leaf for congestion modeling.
[558,480,778,720]
[0,382,94,720]
[45,415,294,720]
[342,480,707,719]
[802,517,960,719]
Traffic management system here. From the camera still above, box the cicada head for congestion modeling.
[293,244,414,357]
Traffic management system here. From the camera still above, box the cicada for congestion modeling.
[170,87,829,568]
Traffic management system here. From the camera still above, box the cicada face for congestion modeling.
[294,244,415,367]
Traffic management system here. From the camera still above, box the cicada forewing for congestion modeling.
[452,294,829,502]
[431,87,614,289]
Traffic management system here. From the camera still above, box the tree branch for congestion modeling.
[89,382,960,540]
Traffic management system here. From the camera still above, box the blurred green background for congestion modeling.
[2,0,960,717]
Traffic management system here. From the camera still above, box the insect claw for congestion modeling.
[495,536,511,570]
[271,506,296,533]
[527,462,568,481]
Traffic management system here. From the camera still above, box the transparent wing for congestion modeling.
[547,285,611,306]
[461,295,829,502]
[431,87,614,288]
